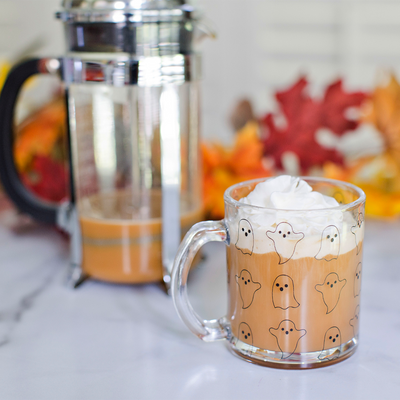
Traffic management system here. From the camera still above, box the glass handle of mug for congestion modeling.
[171,220,230,342]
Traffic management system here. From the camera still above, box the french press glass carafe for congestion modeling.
[0,0,204,287]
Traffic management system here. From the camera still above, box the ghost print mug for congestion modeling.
[171,177,366,368]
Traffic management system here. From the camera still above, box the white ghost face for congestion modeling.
[235,219,254,255]
[266,222,304,264]
[269,319,306,359]
[315,225,340,261]
[354,262,362,297]
[315,272,347,314]
[351,212,364,255]
[350,305,360,337]
[235,269,261,309]
[272,275,299,310]
[238,322,253,347]
[318,326,342,361]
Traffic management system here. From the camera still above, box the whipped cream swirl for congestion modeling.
[234,176,357,257]
[240,175,339,210]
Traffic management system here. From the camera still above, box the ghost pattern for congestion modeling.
[238,322,253,347]
[315,272,347,314]
[235,269,261,309]
[272,275,300,310]
[269,319,306,359]
[350,305,360,337]
[315,225,340,261]
[354,262,362,298]
[318,326,342,361]
[235,219,254,255]
[266,222,304,265]
[351,212,364,255]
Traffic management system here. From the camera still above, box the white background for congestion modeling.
[2,0,400,141]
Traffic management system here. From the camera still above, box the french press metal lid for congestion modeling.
[58,0,196,55]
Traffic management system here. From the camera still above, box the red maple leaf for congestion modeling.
[21,155,69,203]
[261,77,367,173]
[320,80,367,135]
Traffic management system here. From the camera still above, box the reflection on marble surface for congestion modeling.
[0,220,399,399]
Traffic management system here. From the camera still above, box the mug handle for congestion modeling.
[171,220,230,342]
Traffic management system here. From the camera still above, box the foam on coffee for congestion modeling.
[232,176,360,259]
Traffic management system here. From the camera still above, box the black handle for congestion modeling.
[0,58,60,225]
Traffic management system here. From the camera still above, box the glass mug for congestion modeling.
[171,177,366,368]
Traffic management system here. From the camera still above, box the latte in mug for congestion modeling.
[228,176,364,363]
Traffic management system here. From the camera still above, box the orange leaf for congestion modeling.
[362,74,400,168]
[202,121,272,219]
[228,122,265,175]
[14,97,66,172]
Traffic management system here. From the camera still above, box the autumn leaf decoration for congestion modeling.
[325,73,400,218]
[202,122,272,219]
[202,77,368,219]
[363,74,400,171]
[261,77,367,173]
[21,156,69,203]
[14,96,69,203]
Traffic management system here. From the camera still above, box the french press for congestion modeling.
[0,0,204,288]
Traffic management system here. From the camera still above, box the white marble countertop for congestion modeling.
[0,219,398,400]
